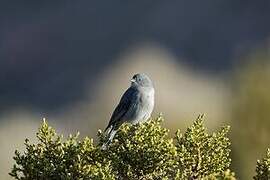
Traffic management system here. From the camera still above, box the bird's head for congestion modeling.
[130,73,153,88]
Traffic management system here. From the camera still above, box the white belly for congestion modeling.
[133,88,155,124]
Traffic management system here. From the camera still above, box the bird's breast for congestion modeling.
[140,88,154,103]
[140,88,155,120]
[126,87,154,124]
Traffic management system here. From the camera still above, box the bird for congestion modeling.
[102,73,155,149]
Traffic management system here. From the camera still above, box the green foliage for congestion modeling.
[254,149,270,180]
[10,115,236,179]
[174,115,233,179]
[9,119,114,180]
[98,116,177,179]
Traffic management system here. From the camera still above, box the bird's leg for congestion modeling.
[101,129,117,150]
[108,129,117,142]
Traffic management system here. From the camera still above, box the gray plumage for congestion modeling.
[102,73,155,149]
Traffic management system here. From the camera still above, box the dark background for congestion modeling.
[1,0,269,112]
[1,1,270,179]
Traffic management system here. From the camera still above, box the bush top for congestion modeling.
[10,115,236,180]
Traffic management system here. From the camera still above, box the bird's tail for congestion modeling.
[101,126,117,150]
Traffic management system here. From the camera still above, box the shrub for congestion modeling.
[174,115,233,179]
[254,148,270,180]
[9,119,114,180]
[98,116,177,179]
[10,115,236,179]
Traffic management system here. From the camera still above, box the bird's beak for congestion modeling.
[130,79,136,83]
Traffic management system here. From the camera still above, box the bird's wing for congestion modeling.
[105,87,139,131]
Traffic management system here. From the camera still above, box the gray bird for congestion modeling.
[102,73,155,149]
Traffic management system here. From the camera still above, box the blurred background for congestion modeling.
[0,1,270,179]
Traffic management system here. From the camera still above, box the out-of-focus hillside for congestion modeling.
[230,51,270,179]
[57,44,230,135]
